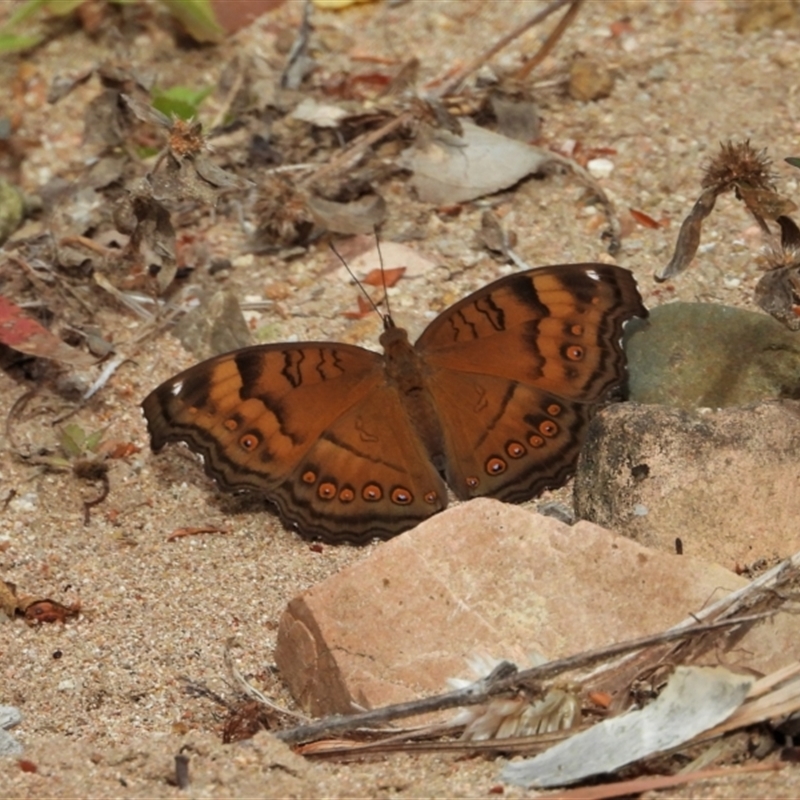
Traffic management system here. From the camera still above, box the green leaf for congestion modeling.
[60,423,87,459]
[159,0,224,43]
[3,0,48,30]
[42,0,87,16]
[785,157,800,170]
[152,85,213,121]
[84,428,106,453]
[0,32,42,53]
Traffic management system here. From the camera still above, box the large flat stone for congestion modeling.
[274,499,797,717]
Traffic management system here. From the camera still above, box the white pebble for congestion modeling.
[587,158,615,179]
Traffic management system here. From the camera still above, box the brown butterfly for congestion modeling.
[142,263,646,543]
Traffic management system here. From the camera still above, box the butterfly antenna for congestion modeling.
[375,229,393,322]
[329,242,385,324]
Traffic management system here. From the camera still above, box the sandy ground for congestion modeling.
[3,0,800,796]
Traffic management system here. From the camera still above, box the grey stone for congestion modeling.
[626,302,800,409]
[574,401,800,566]
[0,706,22,757]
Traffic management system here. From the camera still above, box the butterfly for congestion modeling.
[142,263,647,543]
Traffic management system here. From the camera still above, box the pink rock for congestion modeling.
[275,499,798,717]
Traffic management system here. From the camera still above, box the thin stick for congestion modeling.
[515,0,583,80]
[300,111,413,189]
[435,0,575,98]
[275,612,773,745]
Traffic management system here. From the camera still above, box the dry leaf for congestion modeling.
[19,598,80,625]
[737,185,797,221]
[343,295,373,320]
[0,295,95,367]
[0,580,18,618]
[401,121,550,205]
[501,666,753,788]
[362,267,405,288]
[629,208,661,229]
[655,187,716,281]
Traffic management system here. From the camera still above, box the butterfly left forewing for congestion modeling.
[142,342,386,495]
[143,342,447,542]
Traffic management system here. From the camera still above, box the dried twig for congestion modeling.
[515,0,583,80]
[224,638,308,723]
[435,0,576,97]
[546,151,622,252]
[299,111,413,189]
[275,612,773,746]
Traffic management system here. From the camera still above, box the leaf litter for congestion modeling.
[4,0,800,796]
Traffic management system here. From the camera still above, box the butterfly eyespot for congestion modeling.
[547,403,562,416]
[506,441,526,459]
[338,486,355,503]
[318,482,337,500]
[391,487,413,505]
[424,490,439,504]
[528,433,545,448]
[539,420,559,437]
[362,483,383,502]
[239,432,261,451]
[466,476,480,489]
[563,344,585,361]
[569,323,584,336]
[485,457,507,475]
[302,470,317,484]
[223,418,239,431]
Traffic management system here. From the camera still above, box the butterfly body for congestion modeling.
[143,263,647,543]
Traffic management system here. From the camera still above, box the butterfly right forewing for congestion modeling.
[414,263,646,503]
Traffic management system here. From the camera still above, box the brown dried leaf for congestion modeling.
[222,700,271,743]
[736,185,797,221]
[0,580,19,618]
[629,207,661,230]
[361,267,405,288]
[343,295,373,320]
[655,187,717,281]
[22,599,80,625]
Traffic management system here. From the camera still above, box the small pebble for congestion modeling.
[568,57,615,101]
[587,158,615,179]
